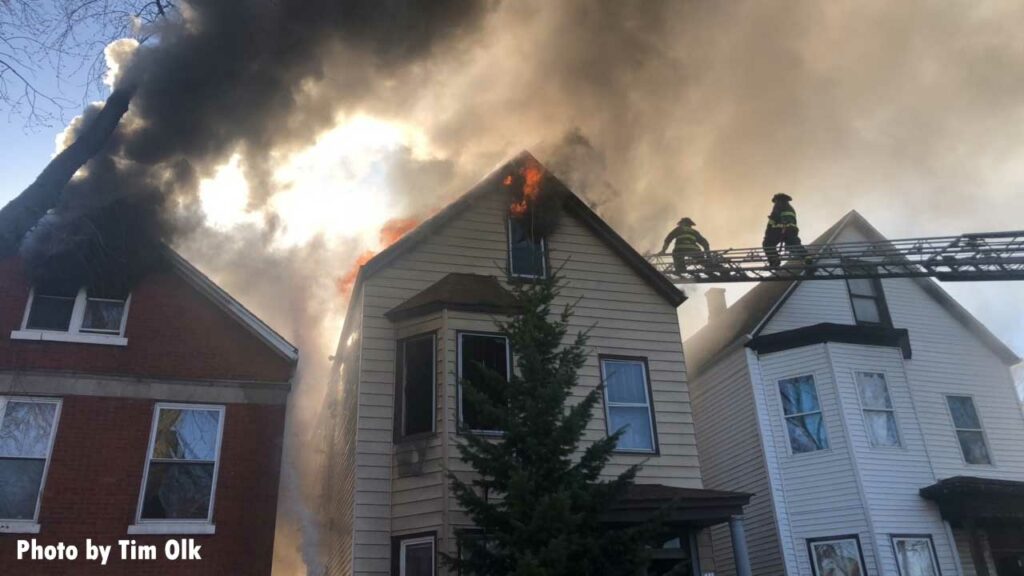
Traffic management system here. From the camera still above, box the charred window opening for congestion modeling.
[20,283,130,340]
[396,334,436,439]
[508,216,546,279]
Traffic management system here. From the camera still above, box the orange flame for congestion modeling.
[335,217,421,299]
[508,158,545,218]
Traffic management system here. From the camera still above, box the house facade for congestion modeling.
[320,152,752,576]
[0,249,297,575]
[686,211,1024,576]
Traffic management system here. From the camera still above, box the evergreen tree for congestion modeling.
[447,274,658,576]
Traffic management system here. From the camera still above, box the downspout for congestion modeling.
[441,308,451,557]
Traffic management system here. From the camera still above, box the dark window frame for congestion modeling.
[394,332,438,442]
[944,394,994,466]
[845,276,893,327]
[891,534,942,576]
[807,534,868,576]
[506,216,549,281]
[456,331,511,436]
[391,531,437,576]
[598,354,660,455]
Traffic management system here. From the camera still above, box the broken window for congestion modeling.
[508,216,546,279]
[601,357,657,453]
[855,372,900,448]
[892,535,940,576]
[22,284,129,338]
[0,397,61,522]
[138,404,224,522]
[778,375,829,454]
[946,395,992,465]
[458,333,509,433]
[846,277,890,326]
[397,334,436,438]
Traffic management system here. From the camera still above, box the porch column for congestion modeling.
[729,515,752,576]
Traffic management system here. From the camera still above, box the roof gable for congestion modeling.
[352,151,685,308]
[685,211,1019,374]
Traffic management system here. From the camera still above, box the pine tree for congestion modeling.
[447,274,658,576]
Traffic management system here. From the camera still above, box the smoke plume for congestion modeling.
[22,0,1024,573]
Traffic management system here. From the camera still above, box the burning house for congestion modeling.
[318,152,753,576]
[0,247,297,575]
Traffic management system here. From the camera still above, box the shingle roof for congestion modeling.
[385,273,519,321]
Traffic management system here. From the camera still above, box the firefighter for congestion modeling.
[662,217,710,274]
[762,193,810,268]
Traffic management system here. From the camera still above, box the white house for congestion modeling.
[318,152,753,576]
[685,211,1024,576]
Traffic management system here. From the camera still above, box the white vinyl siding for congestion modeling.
[341,182,700,574]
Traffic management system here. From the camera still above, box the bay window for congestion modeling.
[778,375,829,454]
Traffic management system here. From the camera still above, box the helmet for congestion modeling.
[772,193,793,203]
[678,217,695,226]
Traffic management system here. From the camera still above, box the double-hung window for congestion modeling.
[458,333,510,433]
[856,372,900,448]
[15,283,130,345]
[846,277,890,326]
[601,357,657,453]
[808,535,867,576]
[396,334,436,439]
[133,403,225,533]
[945,395,992,465]
[0,397,61,530]
[396,534,435,576]
[779,375,829,454]
[508,216,546,279]
[892,535,940,576]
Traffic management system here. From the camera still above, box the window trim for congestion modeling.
[0,396,62,533]
[807,534,868,576]
[777,373,830,456]
[944,394,995,467]
[853,370,903,449]
[891,534,941,576]
[456,331,511,436]
[845,277,892,327]
[599,355,659,455]
[393,532,436,576]
[507,216,548,280]
[395,332,437,441]
[130,402,225,534]
[12,287,130,346]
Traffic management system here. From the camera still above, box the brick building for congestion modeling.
[0,249,297,575]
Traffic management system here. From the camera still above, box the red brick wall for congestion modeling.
[0,395,286,575]
[0,256,294,382]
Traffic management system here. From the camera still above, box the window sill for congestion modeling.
[0,521,40,534]
[128,523,216,535]
[10,330,127,347]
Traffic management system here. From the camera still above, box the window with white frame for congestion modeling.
[945,395,992,465]
[808,535,866,576]
[458,333,510,433]
[136,404,224,524]
[778,375,829,454]
[855,372,900,448]
[397,334,436,439]
[892,535,940,576]
[397,535,435,576]
[16,283,130,343]
[0,397,61,524]
[508,216,546,279]
[601,357,657,453]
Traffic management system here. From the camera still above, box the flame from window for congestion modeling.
[506,158,545,218]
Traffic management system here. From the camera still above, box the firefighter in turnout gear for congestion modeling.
[762,193,809,268]
[662,217,711,274]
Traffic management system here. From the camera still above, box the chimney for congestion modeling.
[705,288,727,321]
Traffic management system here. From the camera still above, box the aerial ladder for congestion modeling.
[646,230,1024,283]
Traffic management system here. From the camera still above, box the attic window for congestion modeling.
[12,285,130,346]
[508,217,546,279]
